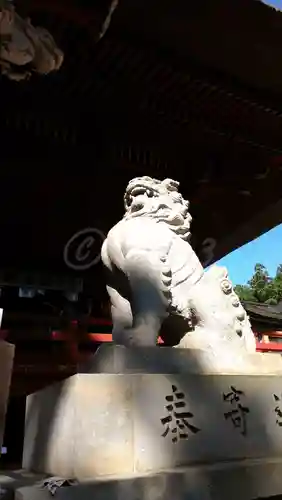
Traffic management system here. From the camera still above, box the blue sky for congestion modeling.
[263,0,282,7]
[215,224,282,285]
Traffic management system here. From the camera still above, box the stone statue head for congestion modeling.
[123,176,192,239]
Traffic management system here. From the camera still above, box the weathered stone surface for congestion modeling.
[79,344,212,374]
[14,459,282,500]
[0,342,15,452]
[79,344,282,375]
[22,369,282,480]
[131,374,282,472]
[23,375,133,479]
[0,5,64,82]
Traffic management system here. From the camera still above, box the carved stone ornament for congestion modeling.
[101,176,256,355]
[0,2,63,81]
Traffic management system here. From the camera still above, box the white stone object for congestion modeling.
[101,176,256,358]
[22,367,282,480]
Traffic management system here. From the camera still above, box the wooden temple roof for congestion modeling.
[1,0,282,295]
[244,301,282,327]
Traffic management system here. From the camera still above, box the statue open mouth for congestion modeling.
[125,184,155,209]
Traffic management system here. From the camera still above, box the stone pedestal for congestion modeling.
[0,470,47,500]
[22,347,282,492]
[12,459,282,500]
[79,343,282,375]
[0,341,15,452]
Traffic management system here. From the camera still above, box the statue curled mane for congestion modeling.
[123,176,192,240]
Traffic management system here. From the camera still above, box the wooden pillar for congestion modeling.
[0,341,15,453]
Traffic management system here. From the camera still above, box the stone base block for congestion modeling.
[14,459,282,500]
[0,470,47,500]
[0,342,15,451]
[22,364,282,481]
[78,344,282,375]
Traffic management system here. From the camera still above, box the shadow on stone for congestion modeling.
[19,343,282,498]
[24,383,66,475]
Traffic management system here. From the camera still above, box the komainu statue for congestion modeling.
[101,176,256,354]
[0,2,63,81]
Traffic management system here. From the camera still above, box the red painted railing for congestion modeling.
[256,342,282,352]
[52,331,165,344]
[2,322,282,351]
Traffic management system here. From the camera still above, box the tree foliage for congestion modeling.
[234,264,282,305]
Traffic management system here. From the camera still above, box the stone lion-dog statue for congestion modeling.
[101,176,256,356]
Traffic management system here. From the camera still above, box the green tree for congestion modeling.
[234,263,282,305]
